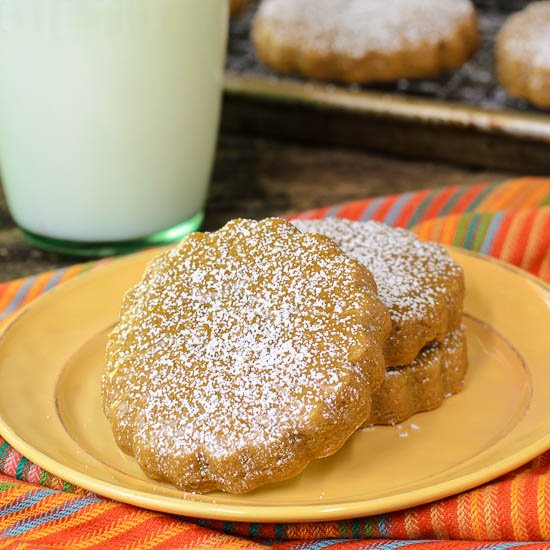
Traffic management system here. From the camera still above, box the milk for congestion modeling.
[0,0,228,242]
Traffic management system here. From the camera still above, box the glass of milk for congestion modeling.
[0,0,228,256]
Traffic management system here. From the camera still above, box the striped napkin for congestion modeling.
[0,177,548,549]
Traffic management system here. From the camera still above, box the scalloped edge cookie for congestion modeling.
[292,218,465,367]
[252,0,479,83]
[103,218,391,493]
[496,1,550,109]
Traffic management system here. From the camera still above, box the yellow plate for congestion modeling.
[0,248,548,522]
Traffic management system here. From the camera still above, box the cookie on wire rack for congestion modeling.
[496,1,550,109]
[252,0,479,83]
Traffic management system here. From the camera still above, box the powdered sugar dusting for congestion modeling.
[255,0,474,57]
[499,2,550,70]
[292,219,462,325]
[103,218,390,493]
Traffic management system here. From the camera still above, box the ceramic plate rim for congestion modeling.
[0,248,548,522]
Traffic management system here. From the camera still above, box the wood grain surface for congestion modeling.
[0,134,516,282]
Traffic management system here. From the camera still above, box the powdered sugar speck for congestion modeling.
[255,0,474,56]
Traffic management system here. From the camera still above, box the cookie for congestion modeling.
[230,0,249,18]
[252,0,478,83]
[103,218,391,494]
[496,1,550,109]
[364,328,467,426]
[292,219,464,366]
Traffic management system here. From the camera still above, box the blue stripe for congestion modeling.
[360,198,385,221]
[383,193,414,226]
[370,541,430,549]
[0,442,11,464]
[295,540,356,549]
[407,189,439,228]
[0,496,99,537]
[196,518,210,528]
[43,268,68,292]
[463,213,481,250]
[478,543,541,549]
[480,211,505,255]
[377,514,391,537]
[0,489,56,517]
[438,186,470,216]
[0,277,37,320]
[466,183,499,212]
[274,523,286,540]
[248,523,260,537]
[15,456,29,480]
[324,206,340,218]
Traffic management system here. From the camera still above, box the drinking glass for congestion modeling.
[0,0,228,256]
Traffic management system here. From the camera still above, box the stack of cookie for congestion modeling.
[293,219,466,427]
[102,218,465,494]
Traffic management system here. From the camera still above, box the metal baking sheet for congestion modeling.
[222,0,550,172]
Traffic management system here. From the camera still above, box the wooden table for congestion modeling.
[0,134,516,283]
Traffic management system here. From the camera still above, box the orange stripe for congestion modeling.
[416,506,434,539]
[474,177,550,212]
[74,509,153,548]
[475,180,522,212]
[506,178,550,208]
[139,520,255,550]
[23,273,53,303]
[0,280,24,312]
[539,245,550,282]
[387,511,407,539]
[482,482,501,540]
[413,214,462,246]
[404,509,419,538]
[412,221,430,241]
[451,183,489,214]
[27,502,117,544]
[524,470,543,540]
[514,209,541,270]
[86,515,193,550]
[59,265,86,284]
[471,489,485,539]
[510,474,529,541]
[443,215,462,246]
[131,522,193,550]
[537,469,550,539]
[421,186,458,220]
[522,209,550,274]
[370,196,399,223]
[394,190,430,227]
[440,489,460,538]
[490,180,535,210]
[499,209,531,266]
[336,198,381,221]
[456,492,471,539]
[428,502,447,539]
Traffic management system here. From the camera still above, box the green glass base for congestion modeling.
[20,211,204,258]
